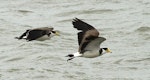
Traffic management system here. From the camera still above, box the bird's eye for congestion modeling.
[103,48,107,50]
[52,31,55,33]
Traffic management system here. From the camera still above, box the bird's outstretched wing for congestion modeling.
[72,18,99,52]
[27,27,53,41]
[84,37,106,51]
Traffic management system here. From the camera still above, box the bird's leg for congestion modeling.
[67,57,74,62]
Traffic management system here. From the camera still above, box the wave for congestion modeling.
[55,9,114,17]
[135,26,150,32]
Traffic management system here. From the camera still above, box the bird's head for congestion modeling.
[52,30,60,36]
[102,48,112,53]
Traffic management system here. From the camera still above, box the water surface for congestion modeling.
[0,0,150,80]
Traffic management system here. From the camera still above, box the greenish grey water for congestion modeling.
[0,0,150,80]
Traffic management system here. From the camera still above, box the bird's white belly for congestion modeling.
[82,51,99,58]
[36,35,51,41]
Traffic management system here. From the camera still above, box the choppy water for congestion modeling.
[0,0,150,80]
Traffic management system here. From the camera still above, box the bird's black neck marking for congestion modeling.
[47,33,51,36]
[99,49,103,56]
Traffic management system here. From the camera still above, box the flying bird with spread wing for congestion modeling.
[15,27,59,41]
[66,18,111,61]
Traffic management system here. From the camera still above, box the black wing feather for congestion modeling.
[16,30,30,39]
[27,30,47,41]
[73,18,96,45]
[72,18,99,52]
[77,32,84,45]
[72,18,95,31]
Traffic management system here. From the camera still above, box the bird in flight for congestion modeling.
[66,18,111,61]
[15,27,59,41]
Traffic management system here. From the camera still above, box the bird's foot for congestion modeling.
[67,57,74,62]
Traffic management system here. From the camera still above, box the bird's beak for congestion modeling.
[106,48,112,53]
[54,31,60,36]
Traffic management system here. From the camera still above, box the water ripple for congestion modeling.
[56,9,114,17]
[125,57,150,63]
[135,26,150,32]
[5,57,24,62]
